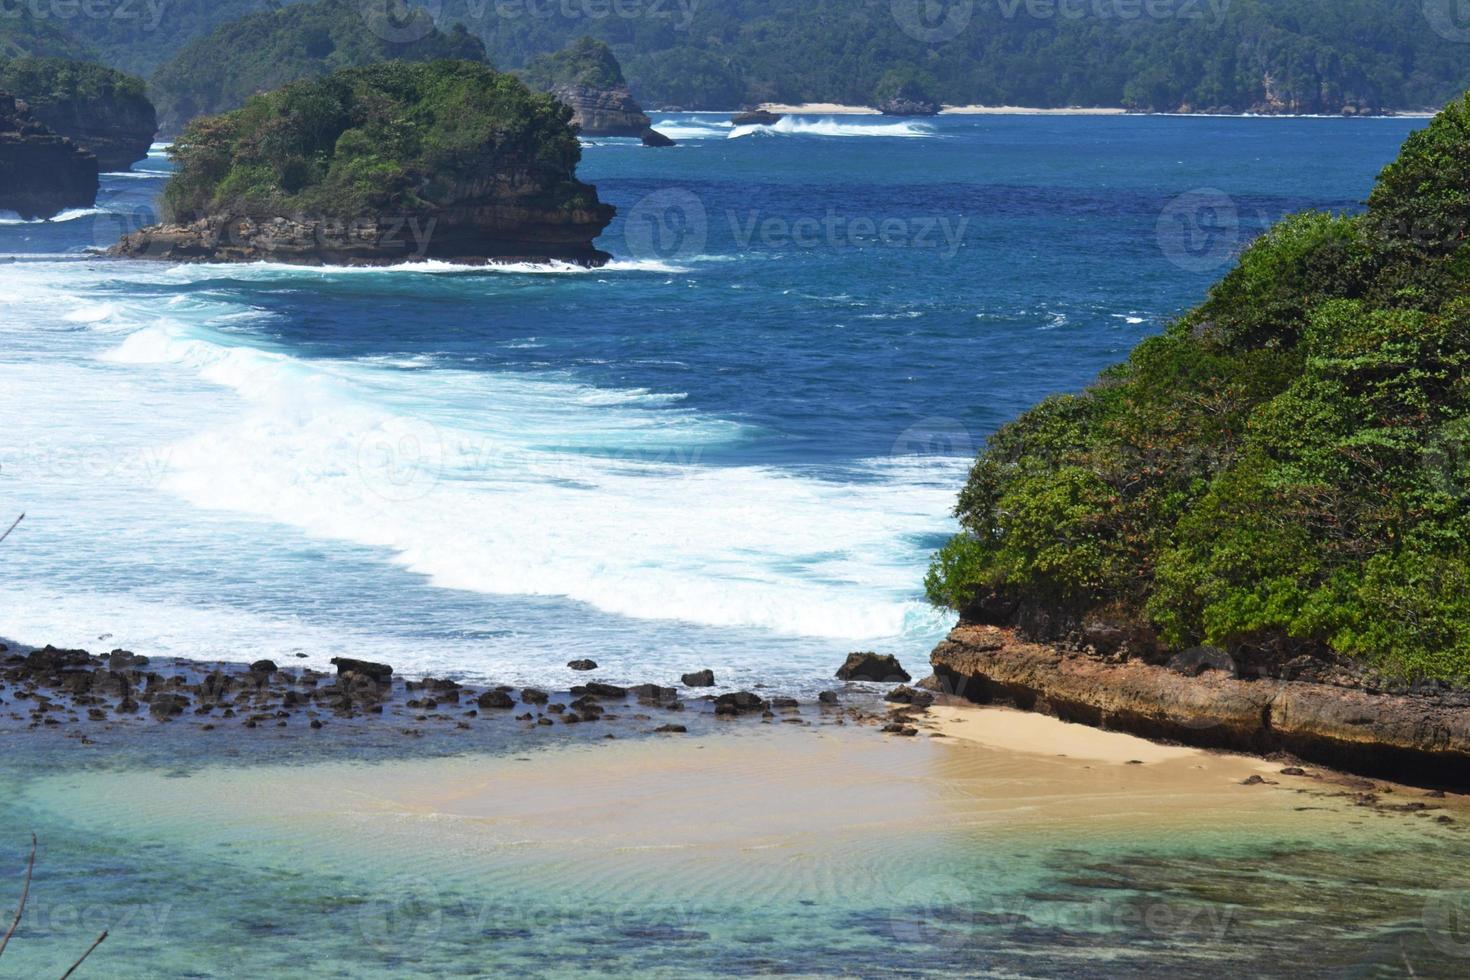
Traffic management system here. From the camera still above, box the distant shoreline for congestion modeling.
[751,102,1437,118]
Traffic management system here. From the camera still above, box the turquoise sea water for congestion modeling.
[4,113,1468,977]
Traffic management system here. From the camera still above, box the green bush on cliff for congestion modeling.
[162,60,590,222]
[149,0,487,133]
[0,57,150,121]
[520,37,627,92]
[928,94,1470,683]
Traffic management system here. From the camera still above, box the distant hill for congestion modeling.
[442,0,1470,112]
[149,0,487,134]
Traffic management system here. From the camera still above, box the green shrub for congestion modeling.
[930,92,1470,683]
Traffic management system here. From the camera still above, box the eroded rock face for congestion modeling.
[24,92,156,172]
[0,93,97,220]
[930,625,1470,789]
[877,98,940,117]
[553,83,651,136]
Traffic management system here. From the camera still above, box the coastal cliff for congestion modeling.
[0,91,97,219]
[523,38,670,144]
[0,57,157,170]
[110,61,614,266]
[923,94,1470,784]
[931,625,1470,788]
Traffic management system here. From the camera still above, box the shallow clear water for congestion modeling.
[0,115,1430,692]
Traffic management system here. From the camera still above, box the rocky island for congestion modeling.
[110,60,615,266]
[923,95,1470,785]
[523,38,673,146]
[0,57,156,170]
[873,68,940,117]
[0,90,96,219]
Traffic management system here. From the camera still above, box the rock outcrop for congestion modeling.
[877,97,940,117]
[552,82,651,137]
[0,58,157,170]
[931,625,1470,790]
[108,62,616,266]
[732,109,782,126]
[0,92,97,219]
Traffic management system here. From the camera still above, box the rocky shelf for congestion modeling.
[930,624,1470,790]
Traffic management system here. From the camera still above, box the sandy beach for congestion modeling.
[757,103,1128,116]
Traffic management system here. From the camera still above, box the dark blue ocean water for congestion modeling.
[0,113,1427,689]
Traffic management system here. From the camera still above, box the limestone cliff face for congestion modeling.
[26,90,157,171]
[552,82,651,137]
[930,624,1470,789]
[111,153,615,266]
[0,92,97,219]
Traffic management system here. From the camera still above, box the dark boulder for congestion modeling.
[681,669,716,687]
[149,693,189,720]
[885,686,934,708]
[521,688,549,704]
[836,652,910,683]
[0,93,97,220]
[330,657,393,683]
[477,690,515,709]
[250,659,278,674]
[732,109,782,126]
[714,691,765,714]
[640,127,675,147]
[567,659,598,671]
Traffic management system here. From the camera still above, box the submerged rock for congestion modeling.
[681,669,716,687]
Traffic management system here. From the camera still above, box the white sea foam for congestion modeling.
[0,258,959,675]
[729,117,935,140]
[0,206,104,225]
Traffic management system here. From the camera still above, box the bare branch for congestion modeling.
[0,833,37,958]
[58,931,107,979]
[0,514,22,546]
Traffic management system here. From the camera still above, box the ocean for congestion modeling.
[0,113,1426,693]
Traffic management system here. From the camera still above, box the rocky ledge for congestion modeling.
[554,83,674,146]
[109,201,616,267]
[930,624,1470,790]
[0,92,97,219]
[877,97,940,117]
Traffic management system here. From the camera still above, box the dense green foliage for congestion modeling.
[0,56,150,120]
[161,59,591,222]
[521,36,626,91]
[150,0,486,132]
[873,67,938,107]
[0,14,89,63]
[445,0,1470,110]
[927,96,1470,682]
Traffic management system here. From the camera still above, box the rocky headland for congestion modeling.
[523,38,673,146]
[109,61,614,266]
[0,91,96,219]
[0,57,157,170]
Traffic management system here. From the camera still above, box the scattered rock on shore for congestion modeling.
[330,657,393,683]
[836,652,911,683]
